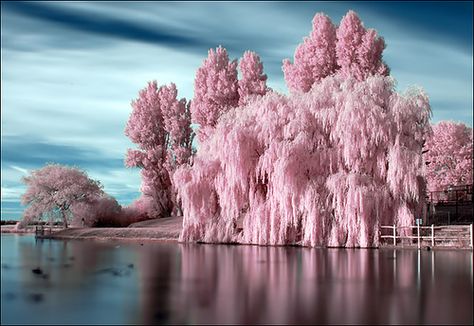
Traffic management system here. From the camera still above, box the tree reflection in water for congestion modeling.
[172,245,472,324]
[1,235,472,324]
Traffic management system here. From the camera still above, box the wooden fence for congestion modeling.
[380,224,473,249]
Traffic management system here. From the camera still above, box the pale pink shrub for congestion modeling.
[71,195,122,227]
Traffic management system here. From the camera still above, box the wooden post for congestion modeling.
[417,223,421,250]
[470,224,473,249]
[455,190,458,221]
[392,224,396,246]
[431,224,435,247]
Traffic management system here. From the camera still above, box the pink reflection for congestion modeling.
[175,245,472,324]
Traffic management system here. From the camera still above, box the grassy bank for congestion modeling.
[36,217,183,242]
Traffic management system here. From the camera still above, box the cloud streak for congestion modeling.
[3,1,208,50]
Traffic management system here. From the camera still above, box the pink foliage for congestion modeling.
[238,51,268,105]
[283,11,389,94]
[191,46,269,142]
[175,11,431,248]
[125,81,194,218]
[125,81,166,149]
[71,195,122,227]
[283,13,337,93]
[191,46,239,141]
[424,121,473,191]
[20,164,104,228]
[159,84,194,172]
[176,76,430,247]
[70,196,156,227]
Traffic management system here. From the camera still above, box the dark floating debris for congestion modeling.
[69,257,75,261]
[63,263,72,268]
[32,267,43,275]
[140,243,144,246]
[427,246,431,251]
[2,264,10,269]
[95,267,131,277]
[127,264,134,269]
[27,293,44,303]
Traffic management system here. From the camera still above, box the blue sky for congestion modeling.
[1,1,472,220]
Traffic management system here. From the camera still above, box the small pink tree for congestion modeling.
[125,81,194,218]
[20,164,104,228]
[191,46,239,142]
[424,121,473,191]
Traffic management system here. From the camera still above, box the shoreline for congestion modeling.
[37,233,179,243]
[1,225,35,234]
[2,218,471,250]
[1,217,183,242]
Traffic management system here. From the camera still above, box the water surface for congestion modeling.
[1,234,472,324]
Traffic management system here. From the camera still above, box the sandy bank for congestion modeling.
[35,217,183,242]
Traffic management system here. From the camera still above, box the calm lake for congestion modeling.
[1,234,472,324]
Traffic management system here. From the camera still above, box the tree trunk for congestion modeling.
[61,210,68,229]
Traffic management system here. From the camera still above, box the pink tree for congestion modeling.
[191,46,239,142]
[175,11,431,248]
[159,83,194,174]
[20,164,104,228]
[283,10,389,94]
[191,47,269,142]
[238,51,268,105]
[424,121,473,191]
[336,10,389,80]
[125,81,193,218]
[283,13,337,93]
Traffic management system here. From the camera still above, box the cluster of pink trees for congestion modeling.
[20,164,105,228]
[424,121,473,192]
[19,164,152,228]
[191,47,269,142]
[173,10,432,247]
[124,81,194,218]
[125,48,269,218]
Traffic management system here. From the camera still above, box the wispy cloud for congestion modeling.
[10,165,28,175]
[2,1,207,51]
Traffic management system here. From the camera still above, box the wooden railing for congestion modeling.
[380,224,473,249]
